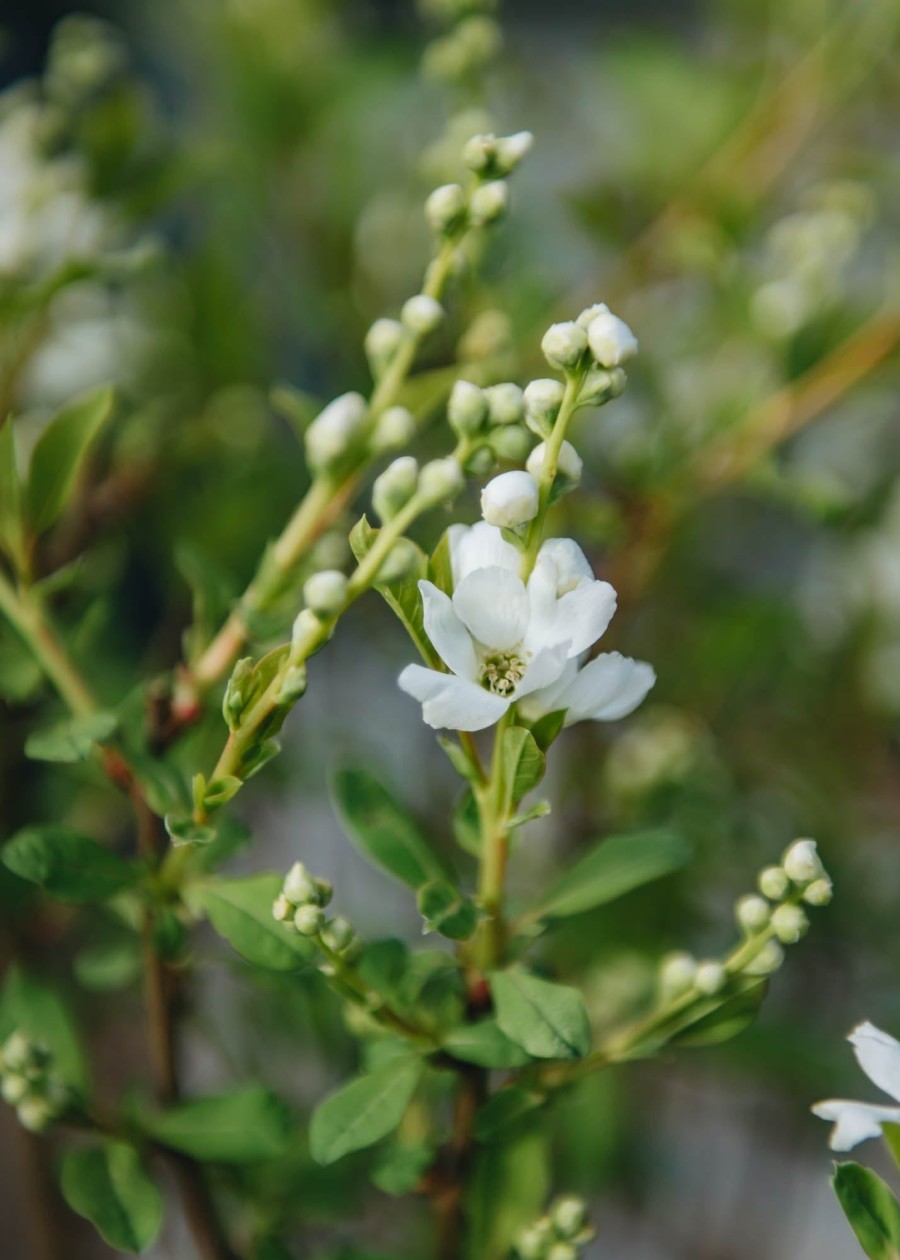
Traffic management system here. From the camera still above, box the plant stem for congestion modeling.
[520,369,585,579]
[0,569,96,716]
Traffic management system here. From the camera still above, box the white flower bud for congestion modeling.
[782,838,824,885]
[551,1196,587,1239]
[463,130,533,177]
[365,317,405,376]
[314,878,333,907]
[303,570,348,617]
[277,664,308,705]
[495,130,533,173]
[371,406,415,453]
[578,366,623,407]
[526,440,583,486]
[523,378,565,436]
[272,893,293,923]
[322,915,357,955]
[1,1075,28,1105]
[804,877,833,907]
[377,538,421,585]
[744,939,785,976]
[481,470,539,528]
[294,904,326,936]
[547,1243,577,1260]
[373,456,419,522]
[462,133,496,174]
[469,179,509,227]
[425,182,468,234]
[576,301,609,330]
[468,447,497,476]
[2,1032,31,1074]
[305,392,368,471]
[291,608,321,654]
[401,294,445,337]
[770,903,809,944]
[484,382,524,425]
[541,321,588,371]
[758,865,790,901]
[448,380,488,435]
[490,425,531,462]
[515,1225,550,1260]
[418,457,465,504]
[694,960,727,995]
[284,861,318,905]
[659,951,697,997]
[586,308,638,367]
[735,894,770,933]
[18,1097,53,1133]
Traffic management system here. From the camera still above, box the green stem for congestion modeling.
[520,369,586,579]
[0,568,97,716]
[472,710,515,969]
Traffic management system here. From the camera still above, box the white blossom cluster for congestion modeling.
[515,1196,595,1260]
[0,1032,70,1133]
[273,862,360,959]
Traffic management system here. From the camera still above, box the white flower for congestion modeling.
[481,470,539,528]
[585,308,638,367]
[398,523,618,731]
[813,1022,900,1150]
[516,648,656,728]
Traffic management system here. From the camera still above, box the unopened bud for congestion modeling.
[1,1033,31,1074]
[484,382,524,425]
[758,866,790,901]
[469,179,509,227]
[551,1196,587,1239]
[372,405,415,453]
[782,838,824,885]
[303,570,348,617]
[314,878,334,907]
[481,470,539,528]
[659,951,697,997]
[744,939,785,976]
[272,893,293,922]
[694,960,727,995]
[523,378,565,436]
[305,392,368,471]
[418,457,465,504]
[526,439,582,487]
[586,308,638,367]
[490,425,532,462]
[321,915,357,955]
[425,182,468,235]
[578,366,622,407]
[365,318,405,376]
[294,904,326,936]
[547,1244,577,1260]
[448,380,488,435]
[373,456,419,522]
[804,877,833,907]
[401,294,445,337]
[770,903,809,944]
[291,609,321,654]
[735,894,771,934]
[541,321,588,371]
[284,861,318,905]
[495,130,533,173]
[17,1097,54,1133]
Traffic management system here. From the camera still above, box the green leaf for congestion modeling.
[437,735,479,783]
[669,978,767,1049]
[60,1142,162,1254]
[0,419,24,564]
[452,789,481,856]
[501,726,545,804]
[370,1139,435,1196]
[164,814,217,848]
[490,969,591,1060]
[24,712,118,763]
[832,1162,900,1260]
[186,873,313,971]
[428,529,454,596]
[145,1087,291,1163]
[74,941,142,992]
[333,768,448,889]
[474,1086,544,1142]
[442,1019,530,1069]
[202,776,243,809]
[2,826,134,902]
[310,1056,424,1166]
[417,879,478,940]
[532,828,691,921]
[0,967,88,1091]
[529,709,567,752]
[467,1124,549,1260]
[26,385,114,534]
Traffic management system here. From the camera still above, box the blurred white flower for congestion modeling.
[813,1022,900,1150]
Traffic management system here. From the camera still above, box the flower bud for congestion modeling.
[18,1097,54,1133]
[659,951,697,997]
[523,378,565,436]
[484,382,524,425]
[371,406,415,453]
[782,838,823,885]
[576,302,609,330]
[744,940,785,976]
[758,866,790,901]
[322,915,357,955]
[401,294,445,337]
[284,861,318,905]
[481,470,539,528]
[291,608,321,654]
[586,309,638,367]
[294,904,326,936]
[694,960,727,995]
[305,392,368,472]
[770,903,809,944]
[467,446,497,476]
[547,1244,577,1260]
[314,878,334,907]
[469,180,509,227]
[804,877,833,907]
[515,1225,549,1260]
[2,1033,31,1074]
[735,894,771,934]
[448,380,488,436]
[272,893,293,922]
[495,130,534,174]
[541,321,588,371]
[578,366,623,408]
[526,440,583,487]
[377,538,421,585]
[551,1196,587,1239]
[462,132,496,174]
[1,1075,28,1105]
[490,424,532,462]
[418,457,465,504]
[373,456,419,522]
[365,317,405,376]
[304,570,348,617]
[277,664,308,706]
[425,182,468,235]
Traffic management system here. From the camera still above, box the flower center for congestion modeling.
[480,652,526,697]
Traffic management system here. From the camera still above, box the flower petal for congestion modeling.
[515,642,571,698]
[419,581,477,679]
[849,1022,900,1102]
[554,652,655,725]
[453,566,529,650]
[537,537,594,593]
[812,1099,900,1151]
[448,521,520,585]
[516,658,578,721]
[398,665,509,731]
[525,559,617,658]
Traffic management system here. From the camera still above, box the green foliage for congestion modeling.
[60,1142,163,1255]
[490,969,591,1060]
[2,826,134,902]
[832,1163,900,1260]
[467,1125,549,1260]
[442,1018,530,1068]
[25,386,114,535]
[186,874,314,970]
[333,768,448,889]
[144,1087,292,1163]
[501,726,545,804]
[417,878,479,939]
[0,967,87,1092]
[309,1057,424,1165]
[24,711,118,763]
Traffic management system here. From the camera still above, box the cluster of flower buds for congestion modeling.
[0,1032,70,1133]
[421,7,503,85]
[446,377,531,471]
[273,863,361,960]
[424,129,532,242]
[515,1196,595,1260]
[659,839,832,999]
[372,455,465,526]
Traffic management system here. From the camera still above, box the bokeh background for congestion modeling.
[1,0,900,1256]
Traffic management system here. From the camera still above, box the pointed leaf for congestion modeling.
[333,768,448,889]
[145,1087,291,1163]
[310,1056,424,1165]
[186,873,313,971]
[61,1142,163,1254]
[490,969,590,1060]
[442,1019,530,1069]
[3,826,134,902]
[417,879,478,940]
[832,1162,900,1260]
[501,726,545,804]
[0,418,24,563]
[24,711,118,763]
[26,385,114,534]
[532,828,691,920]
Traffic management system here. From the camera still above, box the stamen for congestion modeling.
[481,652,526,697]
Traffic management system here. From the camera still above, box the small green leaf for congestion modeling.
[74,942,142,992]
[370,1139,435,1196]
[669,978,766,1049]
[529,709,567,752]
[429,529,454,596]
[442,1019,530,1069]
[333,768,448,889]
[508,800,551,831]
[145,1087,291,1163]
[202,776,243,809]
[164,814,217,848]
[24,712,118,764]
[26,385,114,534]
[437,735,479,783]
[310,1056,424,1166]
[61,1142,162,1254]
[532,828,691,921]
[417,879,478,940]
[186,873,313,971]
[2,826,134,902]
[501,726,545,804]
[452,789,481,856]
[474,1086,544,1142]
[0,418,24,564]
[490,968,591,1060]
[832,1162,900,1260]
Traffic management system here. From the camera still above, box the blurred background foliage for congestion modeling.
[1,0,899,1256]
